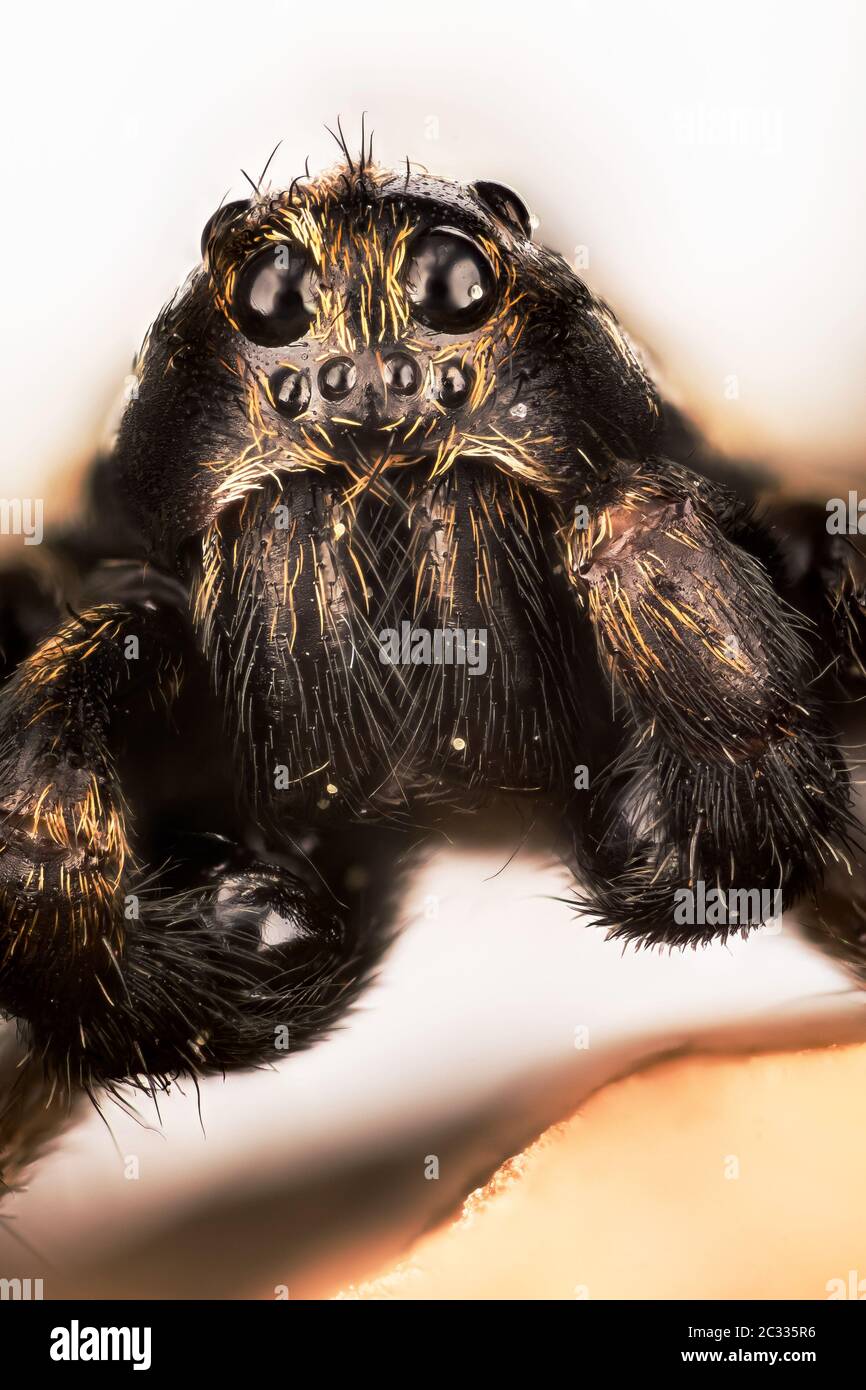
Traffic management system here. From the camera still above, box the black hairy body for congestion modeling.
[198,468,587,822]
[0,137,864,1094]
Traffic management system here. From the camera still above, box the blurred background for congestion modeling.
[1,0,866,1300]
[2,0,865,503]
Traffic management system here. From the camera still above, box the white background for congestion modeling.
[1,0,865,503]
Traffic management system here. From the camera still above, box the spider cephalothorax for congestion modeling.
[106,154,659,550]
[99,157,659,830]
[0,135,863,1092]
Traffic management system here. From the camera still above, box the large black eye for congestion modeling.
[200,199,249,260]
[231,243,319,347]
[404,228,496,332]
[470,181,533,239]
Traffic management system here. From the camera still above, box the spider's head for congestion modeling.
[201,167,527,456]
[103,156,660,563]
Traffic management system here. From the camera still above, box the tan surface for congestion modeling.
[333,1046,866,1300]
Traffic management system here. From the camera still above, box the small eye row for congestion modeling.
[228,227,498,349]
[318,353,424,400]
[269,359,473,418]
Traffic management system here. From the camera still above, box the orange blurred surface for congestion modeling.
[332,1045,866,1300]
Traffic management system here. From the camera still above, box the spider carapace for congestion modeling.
[0,141,863,1086]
